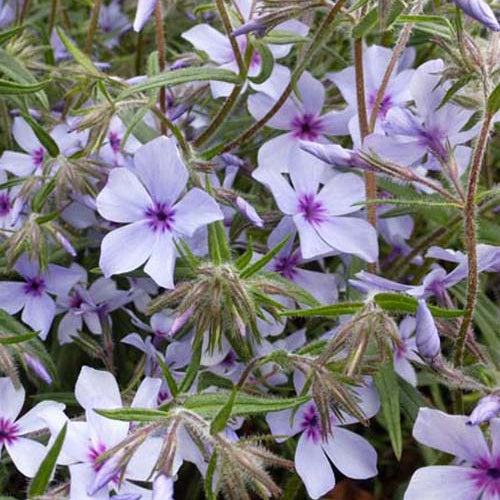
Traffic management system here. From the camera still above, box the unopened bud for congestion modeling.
[415,300,441,362]
[467,394,500,425]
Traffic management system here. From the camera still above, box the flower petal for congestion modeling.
[0,151,36,176]
[295,432,335,499]
[133,0,157,32]
[0,281,26,314]
[75,366,122,410]
[0,377,25,421]
[317,173,365,216]
[21,293,56,340]
[6,438,46,477]
[99,221,155,278]
[144,232,176,289]
[12,117,42,153]
[181,24,232,64]
[96,168,152,223]
[293,214,334,259]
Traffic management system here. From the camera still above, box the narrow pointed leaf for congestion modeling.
[240,235,290,279]
[95,408,170,422]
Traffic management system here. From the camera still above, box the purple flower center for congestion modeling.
[470,457,500,496]
[32,147,45,169]
[69,292,84,309]
[0,418,20,445]
[418,127,448,163]
[298,194,326,225]
[273,253,301,280]
[291,113,323,140]
[368,91,393,119]
[0,193,11,216]
[299,404,321,443]
[145,202,176,233]
[88,442,107,472]
[250,51,261,70]
[108,131,121,154]
[23,277,46,297]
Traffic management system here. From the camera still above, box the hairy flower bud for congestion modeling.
[415,300,441,363]
[467,394,500,425]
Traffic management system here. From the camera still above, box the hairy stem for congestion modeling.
[453,110,494,368]
[84,0,102,54]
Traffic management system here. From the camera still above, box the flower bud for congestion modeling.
[23,354,52,385]
[467,394,500,425]
[87,449,125,495]
[415,300,441,362]
[452,0,500,31]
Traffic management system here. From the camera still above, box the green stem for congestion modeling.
[48,0,58,35]
[155,1,167,135]
[200,0,349,160]
[84,0,102,54]
[453,110,494,369]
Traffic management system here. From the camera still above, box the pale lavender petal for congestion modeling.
[327,66,356,107]
[394,355,417,386]
[467,395,500,425]
[257,134,302,173]
[289,161,322,196]
[319,108,355,136]
[322,428,377,479]
[248,93,297,130]
[99,221,155,278]
[491,418,500,457]
[75,366,122,410]
[293,214,334,259]
[253,168,297,214]
[295,432,335,499]
[22,293,56,340]
[133,0,157,32]
[173,188,223,237]
[144,231,176,289]
[153,474,174,500]
[0,151,36,176]
[96,168,152,223]
[181,24,233,64]
[294,269,338,305]
[235,196,263,227]
[300,141,354,168]
[410,59,445,117]
[297,72,325,116]
[131,377,161,408]
[250,63,291,97]
[0,377,25,421]
[12,117,42,153]
[415,300,441,362]
[316,216,379,263]
[413,408,490,462]
[404,465,480,500]
[317,173,365,216]
[133,137,188,204]
[266,409,302,441]
[268,20,309,59]
[0,282,26,314]
[69,463,106,500]
[57,312,82,344]
[45,263,85,296]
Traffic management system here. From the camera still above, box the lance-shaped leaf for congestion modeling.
[374,362,402,460]
[487,81,500,115]
[0,331,39,345]
[248,40,274,84]
[27,423,67,498]
[374,293,464,318]
[95,407,170,422]
[20,112,59,157]
[0,79,49,95]
[240,235,290,279]
[210,387,237,435]
[56,27,101,76]
[280,302,364,318]
[116,67,242,101]
[262,30,309,45]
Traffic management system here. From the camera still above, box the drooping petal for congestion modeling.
[317,173,365,216]
[315,216,379,263]
[21,293,56,340]
[6,438,46,477]
[413,408,490,463]
[99,221,155,278]
[295,432,335,499]
[96,168,152,223]
[404,465,480,500]
[172,188,223,237]
[144,231,176,289]
[133,137,188,204]
[0,377,25,421]
[0,281,26,314]
[322,428,378,479]
[133,0,157,32]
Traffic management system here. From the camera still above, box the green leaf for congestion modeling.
[374,293,464,318]
[0,331,39,345]
[116,67,241,101]
[357,198,461,210]
[156,354,179,398]
[395,15,453,40]
[205,450,218,500]
[182,392,310,419]
[20,112,60,157]
[179,332,203,393]
[398,377,429,422]
[0,25,25,45]
[248,40,274,85]
[207,220,232,265]
[374,362,402,460]
[28,423,67,498]
[56,27,100,76]
[235,239,253,270]
[487,81,500,115]
[240,235,290,279]
[32,178,56,212]
[280,302,364,318]
[352,8,378,38]
[95,407,170,422]
[0,79,49,95]
[210,387,237,434]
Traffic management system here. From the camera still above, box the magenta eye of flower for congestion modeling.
[145,202,176,232]
[487,468,500,479]
[108,131,121,153]
[368,91,393,118]
[298,194,326,224]
[300,405,321,443]
[273,254,300,280]
[32,147,45,168]
[88,442,107,472]
[292,113,323,140]
[69,292,84,309]
[23,277,46,297]
[0,193,11,216]
[0,418,20,445]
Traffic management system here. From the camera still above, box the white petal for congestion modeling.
[99,221,155,277]
[322,428,378,479]
[126,437,163,481]
[6,437,46,477]
[413,408,489,463]
[293,214,334,260]
[181,24,232,64]
[253,167,297,214]
[134,136,188,204]
[69,463,107,500]
[0,377,25,420]
[12,117,42,153]
[0,151,36,176]
[96,168,152,223]
[295,432,335,499]
[404,465,480,500]
[297,72,325,116]
[144,231,176,288]
[75,366,122,410]
[132,377,161,408]
[21,293,56,340]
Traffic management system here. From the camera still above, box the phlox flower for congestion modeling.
[0,377,66,477]
[453,0,500,31]
[99,116,141,167]
[0,170,23,231]
[249,71,352,173]
[99,0,132,48]
[133,0,157,32]
[0,255,84,339]
[405,408,500,499]
[393,317,421,386]
[96,136,223,288]
[253,164,378,262]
